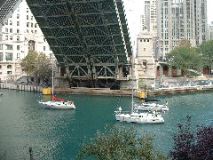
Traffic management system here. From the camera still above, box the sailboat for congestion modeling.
[39,65,76,109]
[114,82,164,124]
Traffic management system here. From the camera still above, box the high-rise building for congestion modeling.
[144,0,158,35]
[0,0,52,82]
[208,22,213,40]
[157,0,207,58]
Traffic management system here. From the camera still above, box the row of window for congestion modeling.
[0,44,20,51]
[0,71,12,75]
[0,65,12,69]
[139,39,150,42]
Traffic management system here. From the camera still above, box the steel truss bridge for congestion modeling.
[1,0,133,88]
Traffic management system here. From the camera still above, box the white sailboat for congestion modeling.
[114,84,164,124]
[39,65,76,109]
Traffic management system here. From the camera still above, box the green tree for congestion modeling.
[21,50,52,83]
[167,47,202,76]
[77,126,167,160]
[199,40,213,73]
[178,39,191,48]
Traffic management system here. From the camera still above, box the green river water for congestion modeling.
[0,89,212,160]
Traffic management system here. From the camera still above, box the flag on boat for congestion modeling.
[52,96,64,102]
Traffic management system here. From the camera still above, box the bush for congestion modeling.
[170,116,213,160]
[77,126,166,160]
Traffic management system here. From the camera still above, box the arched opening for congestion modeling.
[156,66,160,78]
[163,65,169,76]
[7,65,12,69]
[172,66,177,77]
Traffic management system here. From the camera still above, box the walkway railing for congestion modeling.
[0,83,41,92]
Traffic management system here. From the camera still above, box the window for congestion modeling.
[27,15,29,20]
[7,65,12,69]
[27,22,29,27]
[0,44,3,50]
[0,52,3,61]
[6,44,13,50]
[7,71,12,74]
[5,28,8,33]
[17,29,19,33]
[10,28,13,33]
[17,21,20,26]
[28,40,35,51]
[9,20,12,25]
[5,35,8,40]
[17,53,20,59]
[0,65,1,69]
[31,23,33,27]
[6,53,13,61]
[10,35,13,40]
[17,14,19,19]
[43,46,46,51]
[17,36,20,41]
[17,45,20,50]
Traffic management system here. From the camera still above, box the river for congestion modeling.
[0,89,212,159]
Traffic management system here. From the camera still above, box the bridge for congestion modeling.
[1,0,133,88]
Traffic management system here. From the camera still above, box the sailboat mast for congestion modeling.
[51,64,54,96]
[131,81,134,113]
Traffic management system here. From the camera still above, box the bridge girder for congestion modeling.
[26,0,132,80]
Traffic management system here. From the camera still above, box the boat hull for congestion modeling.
[39,101,76,109]
[115,112,164,124]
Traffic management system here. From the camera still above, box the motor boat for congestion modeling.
[134,102,169,112]
[39,100,76,109]
[115,109,164,124]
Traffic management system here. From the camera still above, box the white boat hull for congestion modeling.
[115,112,164,124]
[39,101,76,109]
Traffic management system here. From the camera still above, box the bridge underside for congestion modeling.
[26,0,132,88]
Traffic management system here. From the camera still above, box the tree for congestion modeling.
[77,126,166,160]
[167,47,202,76]
[21,50,52,84]
[199,40,213,73]
[178,39,191,48]
[170,116,213,160]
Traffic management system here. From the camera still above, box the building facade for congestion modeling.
[144,0,158,36]
[157,0,207,58]
[135,31,156,87]
[0,0,52,82]
[208,22,213,40]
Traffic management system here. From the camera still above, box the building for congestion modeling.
[208,21,213,40]
[157,0,207,58]
[135,31,156,87]
[0,0,52,82]
[144,0,158,36]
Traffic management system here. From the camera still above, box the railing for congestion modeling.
[0,82,41,92]
[155,79,213,90]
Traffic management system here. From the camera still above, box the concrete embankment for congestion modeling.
[148,87,213,97]
[1,83,213,98]
[55,87,133,97]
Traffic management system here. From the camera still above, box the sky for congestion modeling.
[124,0,213,52]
